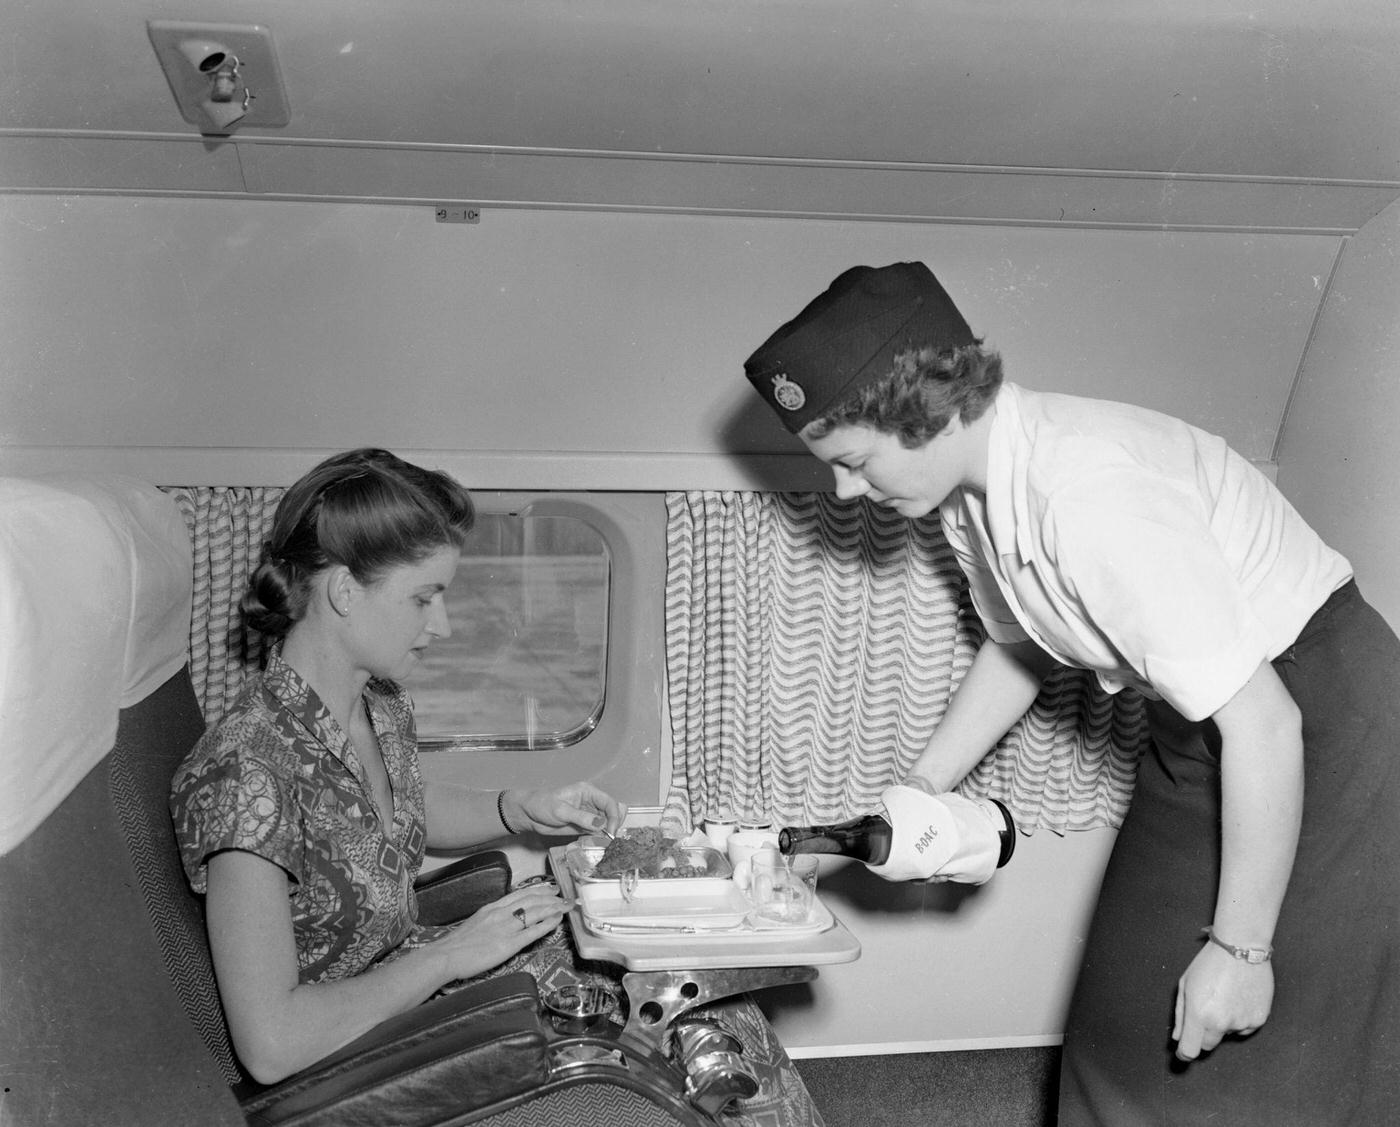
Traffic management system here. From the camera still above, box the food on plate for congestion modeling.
[592,827,717,879]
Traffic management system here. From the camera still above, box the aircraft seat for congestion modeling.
[0,474,714,1126]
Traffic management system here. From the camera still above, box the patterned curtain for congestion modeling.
[661,491,1147,836]
[163,487,284,725]
[162,484,1145,833]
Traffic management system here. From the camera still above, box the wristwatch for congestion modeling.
[1202,926,1273,964]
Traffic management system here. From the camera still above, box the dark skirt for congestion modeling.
[1059,582,1400,1126]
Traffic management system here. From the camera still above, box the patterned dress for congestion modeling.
[171,647,450,982]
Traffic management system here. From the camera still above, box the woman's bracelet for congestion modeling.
[1202,925,1272,964]
[496,790,518,835]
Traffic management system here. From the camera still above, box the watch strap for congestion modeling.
[1202,926,1272,964]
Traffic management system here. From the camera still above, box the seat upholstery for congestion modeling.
[0,685,247,1127]
[108,665,248,1083]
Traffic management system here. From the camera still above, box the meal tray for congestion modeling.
[578,880,754,929]
[580,894,835,938]
[549,845,862,971]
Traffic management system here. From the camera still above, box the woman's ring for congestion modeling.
[513,907,528,929]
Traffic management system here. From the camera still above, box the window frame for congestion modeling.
[414,510,611,753]
[415,490,666,811]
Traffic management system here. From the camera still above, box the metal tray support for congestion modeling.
[618,965,818,1055]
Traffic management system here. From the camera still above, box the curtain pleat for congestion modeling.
[164,487,283,725]
[662,491,1146,836]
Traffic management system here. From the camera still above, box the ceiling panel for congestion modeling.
[2,1,1397,231]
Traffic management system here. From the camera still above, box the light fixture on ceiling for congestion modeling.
[148,20,290,136]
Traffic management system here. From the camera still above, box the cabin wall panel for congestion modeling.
[1276,199,1400,632]
[0,194,1339,489]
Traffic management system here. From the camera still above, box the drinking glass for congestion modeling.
[749,850,818,923]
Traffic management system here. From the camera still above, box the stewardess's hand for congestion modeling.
[1172,941,1274,1061]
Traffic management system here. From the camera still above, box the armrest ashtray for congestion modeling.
[543,983,618,1034]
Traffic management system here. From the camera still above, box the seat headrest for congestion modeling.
[0,475,193,855]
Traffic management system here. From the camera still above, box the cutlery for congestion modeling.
[585,918,753,936]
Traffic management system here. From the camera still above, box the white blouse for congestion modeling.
[940,383,1352,721]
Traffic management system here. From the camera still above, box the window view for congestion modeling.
[406,513,610,750]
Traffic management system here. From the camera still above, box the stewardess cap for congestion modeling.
[743,262,974,433]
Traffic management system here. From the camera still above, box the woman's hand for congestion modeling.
[501,782,627,837]
[1172,941,1274,1061]
[424,779,627,851]
[431,883,573,979]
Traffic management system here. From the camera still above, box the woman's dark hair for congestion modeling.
[243,448,476,637]
[804,342,1004,448]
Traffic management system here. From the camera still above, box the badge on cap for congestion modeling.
[770,372,806,412]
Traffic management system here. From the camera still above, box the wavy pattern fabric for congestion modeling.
[164,486,282,725]
[662,491,1147,836]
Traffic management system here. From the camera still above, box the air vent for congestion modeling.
[148,20,290,136]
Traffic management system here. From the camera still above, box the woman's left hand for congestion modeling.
[1172,942,1274,1061]
[502,782,628,837]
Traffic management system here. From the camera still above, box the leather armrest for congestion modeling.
[240,972,546,1127]
[414,849,512,927]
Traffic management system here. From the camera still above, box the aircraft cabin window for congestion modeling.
[407,512,610,751]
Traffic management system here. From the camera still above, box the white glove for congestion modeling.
[866,785,1008,885]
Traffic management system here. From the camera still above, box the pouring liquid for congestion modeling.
[753,851,815,923]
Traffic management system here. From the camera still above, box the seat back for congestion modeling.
[0,475,245,1125]
[108,664,249,1087]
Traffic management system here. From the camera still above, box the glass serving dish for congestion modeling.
[567,835,734,882]
[564,836,746,929]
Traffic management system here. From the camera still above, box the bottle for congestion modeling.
[778,814,894,865]
[778,799,1017,872]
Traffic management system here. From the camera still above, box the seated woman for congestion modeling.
[170,448,628,1084]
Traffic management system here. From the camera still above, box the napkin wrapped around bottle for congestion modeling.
[866,785,1006,885]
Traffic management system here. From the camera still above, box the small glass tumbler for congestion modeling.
[749,851,819,924]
